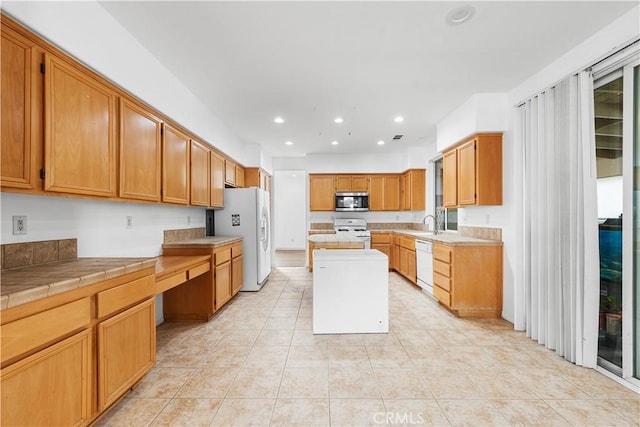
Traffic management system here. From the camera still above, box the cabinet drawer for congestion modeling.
[371,233,391,244]
[1,297,91,365]
[433,259,451,278]
[231,243,243,258]
[97,275,154,318]
[155,271,187,294]
[433,244,452,263]
[215,247,231,265]
[433,272,451,292]
[400,236,415,249]
[433,285,451,307]
[188,261,210,280]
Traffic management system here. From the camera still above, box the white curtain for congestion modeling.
[520,71,600,367]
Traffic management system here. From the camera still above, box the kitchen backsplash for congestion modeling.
[458,226,502,241]
[164,227,206,243]
[1,238,77,270]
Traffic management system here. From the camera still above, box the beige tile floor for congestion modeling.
[95,267,639,427]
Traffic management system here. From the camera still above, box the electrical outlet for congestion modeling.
[13,216,27,235]
[126,216,133,229]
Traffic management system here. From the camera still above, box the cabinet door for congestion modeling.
[232,254,243,295]
[235,165,245,188]
[1,329,91,427]
[162,124,190,204]
[369,176,384,211]
[224,160,236,186]
[352,175,369,192]
[391,243,400,271]
[210,151,225,207]
[372,244,391,269]
[44,54,117,197]
[98,298,155,410]
[190,140,210,206]
[443,149,458,207]
[383,175,400,210]
[215,261,232,309]
[119,98,162,201]
[457,139,477,206]
[309,175,335,211]
[1,26,38,190]
[335,175,351,192]
[407,249,417,283]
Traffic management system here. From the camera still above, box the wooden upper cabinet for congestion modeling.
[309,175,335,211]
[335,175,369,192]
[442,149,458,207]
[210,151,224,208]
[245,167,271,191]
[370,175,399,211]
[190,139,210,206]
[162,123,190,204]
[224,159,236,187]
[401,169,425,211]
[235,165,245,188]
[443,133,502,208]
[44,53,117,197]
[1,24,39,190]
[119,98,162,201]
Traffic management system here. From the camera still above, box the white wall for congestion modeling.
[273,171,307,250]
[2,1,249,164]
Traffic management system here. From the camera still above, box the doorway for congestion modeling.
[272,170,307,267]
[594,54,639,386]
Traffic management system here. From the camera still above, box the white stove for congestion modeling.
[333,218,371,249]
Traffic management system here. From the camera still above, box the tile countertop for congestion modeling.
[161,236,243,249]
[0,257,156,310]
[307,233,366,245]
[371,229,503,246]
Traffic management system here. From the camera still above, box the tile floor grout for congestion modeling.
[95,267,639,427]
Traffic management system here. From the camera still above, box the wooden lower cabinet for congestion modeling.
[1,329,92,427]
[162,241,243,319]
[231,242,244,295]
[397,236,417,284]
[97,298,155,410]
[308,242,364,272]
[371,232,391,269]
[432,242,503,317]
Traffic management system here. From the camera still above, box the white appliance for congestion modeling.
[313,249,388,334]
[215,187,271,291]
[333,218,371,249]
[415,239,434,297]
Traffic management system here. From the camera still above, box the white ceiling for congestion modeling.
[100,1,636,158]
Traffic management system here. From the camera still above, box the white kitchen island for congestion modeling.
[312,249,388,334]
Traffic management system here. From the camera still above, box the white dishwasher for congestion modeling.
[415,239,434,297]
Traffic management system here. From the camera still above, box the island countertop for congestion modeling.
[1,257,156,310]
[307,233,366,245]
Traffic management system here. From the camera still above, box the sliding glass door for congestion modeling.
[594,55,639,386]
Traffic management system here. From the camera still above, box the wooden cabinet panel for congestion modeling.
[44,53,117,197]
[401,169,425,211]
[215,260,232,309]
[210,151,224,207]
[98,298,155,410]
[1,329,91,427]
[352,175,369,192]
[96,275,154,319]
[162,124,190,204]
[335,175,351,192]
[119,98,162,201]
[224,159,236,186]
[335,175,369,192]
[443,149,458,207]
[457,139,477,206]
[235,165,245,188]
[371,233,391,244]
[309,175,335,211]
[370,175,399,211]
[232,254,243,295]
[369,176,384,211]
[1,25,38,190]
[391,241,400,271]
[190,139,210,206]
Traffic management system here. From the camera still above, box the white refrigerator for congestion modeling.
[215,188,271,291]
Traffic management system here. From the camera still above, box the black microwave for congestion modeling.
[335,192,369,212]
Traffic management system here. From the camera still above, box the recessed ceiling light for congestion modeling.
[446,5,475,25]
[331,141,339,145]
[285,141,293,145]
[334,117,344,124]
[394,116,404,123]
[377,140,385,145]
[274,117,284,124]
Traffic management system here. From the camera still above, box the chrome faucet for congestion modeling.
[421,214,438,234]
